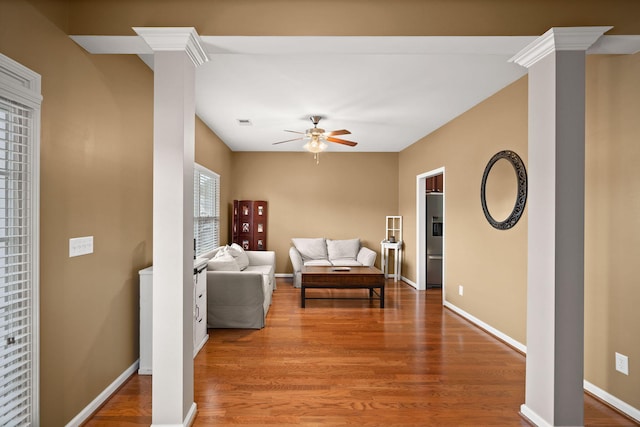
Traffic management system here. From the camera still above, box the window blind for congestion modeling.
[194,165,220,257]
[0,97,33,426]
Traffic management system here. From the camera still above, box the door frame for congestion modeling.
[416,167,445,299]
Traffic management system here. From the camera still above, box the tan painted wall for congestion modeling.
[398,78,529,344]
[4,0,640,423]
[229,152,398,273]
[1,4,153,425]
[584,53,640,409]
[195,117,233,246]
[65,0,640,36]
[398,54,640,408]
[1,2,232,424]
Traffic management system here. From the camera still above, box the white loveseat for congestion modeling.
[202,243,275,329]
[289,238,377,288]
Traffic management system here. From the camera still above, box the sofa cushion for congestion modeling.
[330,259,364,267]
[292,238,328,261]
[229,243,250,270]
[303,259,332,267]
[327,238,360,261]
[207,252,241,271]
[244,265,273,293]
[244,265,272,275]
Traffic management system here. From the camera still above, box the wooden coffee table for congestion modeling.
[300,266,385,308]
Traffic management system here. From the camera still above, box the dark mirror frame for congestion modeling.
[480,150,527,230]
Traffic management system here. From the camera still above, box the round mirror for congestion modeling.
[480,150,527,230]
[485,158,518,222]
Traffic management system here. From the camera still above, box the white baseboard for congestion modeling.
[520,404,553,427]
[275,273,293,278]
[149,402,197,427]
[443,301,527,353]
[584,380,640,423]
[185,402,197,426]
[400,276,417,288]
[65,359,139,427]
[445,302,640,423]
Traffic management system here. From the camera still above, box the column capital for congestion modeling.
[133,27,209,66]
[509,26,612,68]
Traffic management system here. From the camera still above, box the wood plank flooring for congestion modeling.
[85,278,638,426]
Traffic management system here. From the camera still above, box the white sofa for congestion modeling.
[289,238,377,288]
[202,244,275,329]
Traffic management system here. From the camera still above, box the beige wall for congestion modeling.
[398,54,640,408]
[1,2,232,424]
[65,0,640,36]
[230,152,398,273]
[2,3,153,425]
[3,0,640,424]
[584,53,640,408]
[195,117,233,246]
[399,78,529,343]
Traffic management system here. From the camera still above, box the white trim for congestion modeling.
[184,402,197,427]
[443,301,527,354]
[65,360,140,427]
[150,402,197,427]
[584,380,640,424]
[416,167,445,293]
[275,273,293,278]
[0,55,42,106]
[520,404,553,427]
[0,53,42,427]
[509,26,612,68]
[401,276,417,289]
[133,27,209,66]
[69,34,640,57]
[445,301,640,423]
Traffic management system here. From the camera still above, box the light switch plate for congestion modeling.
[69,236,93,257]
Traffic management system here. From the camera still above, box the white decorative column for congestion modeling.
[134,27,209,427]
[510,27,610,427]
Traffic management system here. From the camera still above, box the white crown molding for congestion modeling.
[509,26,613,68]
[133,27,209,66]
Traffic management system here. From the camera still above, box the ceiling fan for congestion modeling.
[273,116,357,163]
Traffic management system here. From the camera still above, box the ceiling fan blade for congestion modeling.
[272,137,304,145]
[326,136,358,147]
[327,129,351,136]
[284,129,306,134]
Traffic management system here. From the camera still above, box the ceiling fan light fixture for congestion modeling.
[303,135,327,154]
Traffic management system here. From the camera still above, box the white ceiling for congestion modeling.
[71,34,640,153]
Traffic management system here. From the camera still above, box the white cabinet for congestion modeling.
[138,258,209,375]
[193,261,208,354]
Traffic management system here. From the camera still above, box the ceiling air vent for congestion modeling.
[237,119,252,126]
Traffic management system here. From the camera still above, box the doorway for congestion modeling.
[416,168,445,298]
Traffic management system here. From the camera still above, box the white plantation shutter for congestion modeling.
[0,55,40,426]
[194,164,219,257]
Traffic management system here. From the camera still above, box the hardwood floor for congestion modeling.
[85,278,638,426]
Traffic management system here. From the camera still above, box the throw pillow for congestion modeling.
[327,238,360,261]
[207,252,240,271]
[292,238,328,261]
[229,243,250,270]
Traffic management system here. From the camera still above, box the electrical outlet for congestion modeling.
[69,236,94,257]
[615,352,629,375]
[458,285,464,296]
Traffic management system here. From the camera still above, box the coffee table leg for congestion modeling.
[380,285,385,308]
[301,286,306,308]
